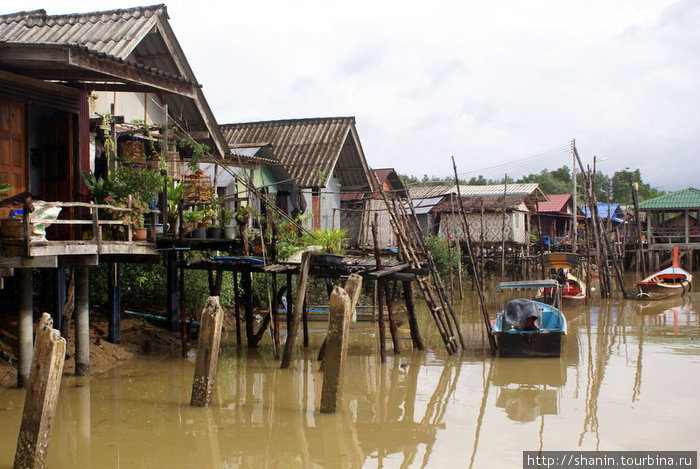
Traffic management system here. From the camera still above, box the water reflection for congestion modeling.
[0,283,699,467]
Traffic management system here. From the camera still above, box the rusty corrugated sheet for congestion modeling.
[221,117,371,189]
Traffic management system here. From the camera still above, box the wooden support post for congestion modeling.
[286,273,293,331]
[302,296,309,348]
[383,280,401,355]
[166,250,179,332]
[18,268,33,389]
[403,280,424,350]
[272,274,280,360]
[52,262,65,332]
[281,251,311,369]
[233,271,241,346]
[319,274,363,362]
[242,271,254,346]
[320,286,353,414]
[14,313,66,469]
[190,297,224,407]
[377,280,387,363]
[107,262,121,344]
[75,266,89,377]
[179,252,187,358]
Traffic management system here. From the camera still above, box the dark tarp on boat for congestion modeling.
[502,298,542,331]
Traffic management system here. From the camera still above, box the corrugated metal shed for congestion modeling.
[221,117,372,190]
[639,188,700,211]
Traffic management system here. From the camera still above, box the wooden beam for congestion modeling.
[190,297,224,407]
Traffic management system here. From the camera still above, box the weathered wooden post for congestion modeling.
[320,285,353,413]
[17,268,33,389]
[14,313,66,469]
[402,280,424,350]
[281,251,311,369]
[75,266,90,376]
[190,296,224,407]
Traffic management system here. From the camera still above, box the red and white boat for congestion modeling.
[636,248,692,300]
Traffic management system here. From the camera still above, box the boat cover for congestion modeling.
[502,298,542,331]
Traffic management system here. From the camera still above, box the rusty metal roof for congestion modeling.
[221,117,372,190]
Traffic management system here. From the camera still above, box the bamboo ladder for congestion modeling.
[371,172,464,355]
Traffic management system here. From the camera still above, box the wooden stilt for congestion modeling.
[286,273,293,331]
[52,262,65,332]
[14,313,66,469]
[383,280,401,355]
[190,297,224,407]
[59,267,75,342]
[166,250,179,332]
[402,280,424,350]
[75,266,89,377]
[233,271,241,346]
[272,274,280,360]
[377,280,387,363]
[107,263,121,344]
[242,271,254,346]
[320,286,353,414]
[281,252,311,369]
[302,296,309,348]
[179,251,187,358]
[17,269,33,389]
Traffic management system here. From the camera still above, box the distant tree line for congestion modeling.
[399,166,663,203]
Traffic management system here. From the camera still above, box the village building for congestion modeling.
[340,168,406,249]
[0,5,232,384]
[408,184,546,248]
[220,117,373,230]
[532,193,585,248]
[639,187,700,250]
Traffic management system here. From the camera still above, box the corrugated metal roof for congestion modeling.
[408,183,545,201]
[536,193,571,213]
[433,194,527,212]
[639,188,700,210]
[582,203,625,223]
[0,4,229,158]
[0,5,164,59]
[404,195,447,215]
[221,117,372,189]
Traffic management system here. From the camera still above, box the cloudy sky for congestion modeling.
[17,0,700,191]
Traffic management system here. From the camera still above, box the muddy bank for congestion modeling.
[0,312,183,389]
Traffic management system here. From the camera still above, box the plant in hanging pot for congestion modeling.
[303,227,349,265]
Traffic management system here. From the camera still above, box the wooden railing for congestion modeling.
[2,194,159,253]
[649,227,700,245]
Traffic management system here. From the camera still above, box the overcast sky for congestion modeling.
[18,0,700,191]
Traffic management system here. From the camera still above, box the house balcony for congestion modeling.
[0,197,157,268]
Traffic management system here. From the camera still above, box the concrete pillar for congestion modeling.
[17,268,33,388]
[75,266,90,376]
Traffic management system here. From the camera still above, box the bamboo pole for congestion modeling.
[451,157,496,353]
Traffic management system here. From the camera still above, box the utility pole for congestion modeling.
[572,139,578,254]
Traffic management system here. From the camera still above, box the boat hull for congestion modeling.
[495,331,565,358]
[636,280,691,300]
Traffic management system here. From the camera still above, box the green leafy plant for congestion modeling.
[221,208,235,226]
[304,227,348,255]
[182,208,205,229]
[112,165,165,203]
[178,135,210,171]
[236,205,254,224]
[0,182,13,195]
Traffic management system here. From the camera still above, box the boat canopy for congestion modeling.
[495,280,561,291]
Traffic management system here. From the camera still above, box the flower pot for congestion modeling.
[206,227,223,239]
[224,226,237,240]
[188,227,207,239]
[133,228,148,241]
[310,253,344,266]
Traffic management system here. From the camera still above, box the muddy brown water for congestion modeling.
[1,276,699,468]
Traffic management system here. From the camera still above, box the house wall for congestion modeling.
[94,92,166,127]
[358,199,395,249]
[439,210,529,245]
[300,176,341,230]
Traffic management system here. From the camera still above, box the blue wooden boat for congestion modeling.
[492,280,567,358]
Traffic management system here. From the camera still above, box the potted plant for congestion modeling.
[304,227,349,265]
[203,198,223,239]
[182,208,206,238]
[221,208,237,240]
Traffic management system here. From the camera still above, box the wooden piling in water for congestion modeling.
[233,271,241,346]
[190,297,224,407]
[281,251,311,369]
[18,268,33,389]
[242,271,254,346]
[75,266,90,377]
[402,280,424,350]
[14,313,66,469]
[383,280,401,355]
[320,285,353,413]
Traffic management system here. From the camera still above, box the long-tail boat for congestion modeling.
[636,248,692,300]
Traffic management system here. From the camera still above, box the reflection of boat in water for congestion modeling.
[492,281,567,358]
[635,296,689,316]
[636,248,692,300]
[492,358,567,422]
